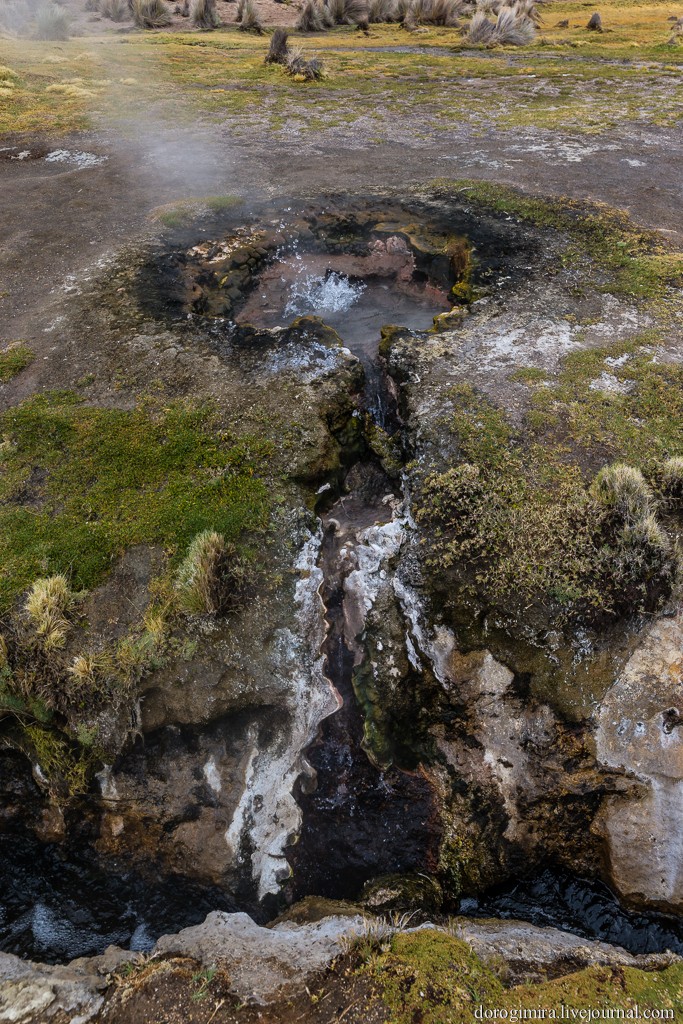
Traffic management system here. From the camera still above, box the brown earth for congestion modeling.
[96,954,385,1024]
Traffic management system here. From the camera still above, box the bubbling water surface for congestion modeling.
[283,269,366,319]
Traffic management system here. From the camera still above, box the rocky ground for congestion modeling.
[1,0,683,1021]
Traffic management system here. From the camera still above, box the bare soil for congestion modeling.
[95,955,387,1024]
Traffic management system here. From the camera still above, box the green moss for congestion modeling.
[509,366,548,385]
[358,930,683,1024]
[361,931,503,1023]
[441,181,683,300]
[0,343,34,382]
[415,364,678,624]
[365,419,403,478]
[504,962,683,1017]
[0,393,273,610]
[23,724,93,796]
[438,825,487,899]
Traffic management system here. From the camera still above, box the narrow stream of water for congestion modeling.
[289,475,442,899]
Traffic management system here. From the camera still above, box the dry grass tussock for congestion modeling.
[238,0,263,30]
[668,14,683,42]
[466,2,536,43]
[24,575,75,651]
[659,456,683,504]
[99,0,129,20]
[339,913,418,960]
[176,529,250,615]
[132,0,172,27]
[191,0,221,27]
[295,0,334,30]
[367,0,406,23]
[264,28,324,77]
[404,0,462,27]
[266,25,290,62]
[325,0,368,24]
[590,463,654,522]
[286,45,324,78]
[34,2,70,38]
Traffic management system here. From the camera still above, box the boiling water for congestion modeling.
[283,269,367,321]
[238,253,450,366]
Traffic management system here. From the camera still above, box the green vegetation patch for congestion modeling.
[0,392,273,610]
[360,930,503,1023]
[0,343,34,382]
[528,338,683,465]
[443,181,683,300]
[507,961,683,1020]
[149,194,242,229]
[416,333,683,622]
[358,929,683,1024]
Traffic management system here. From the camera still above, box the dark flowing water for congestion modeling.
[0,831,236,963]
[466,867,683,955]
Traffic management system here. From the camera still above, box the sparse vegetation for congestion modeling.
[0,342,33,382]
[449,182,683,299]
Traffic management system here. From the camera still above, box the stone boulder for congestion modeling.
[153,910,366,1003]
[596,612,683,910]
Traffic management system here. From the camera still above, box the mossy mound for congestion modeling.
[359,930,683,1024]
